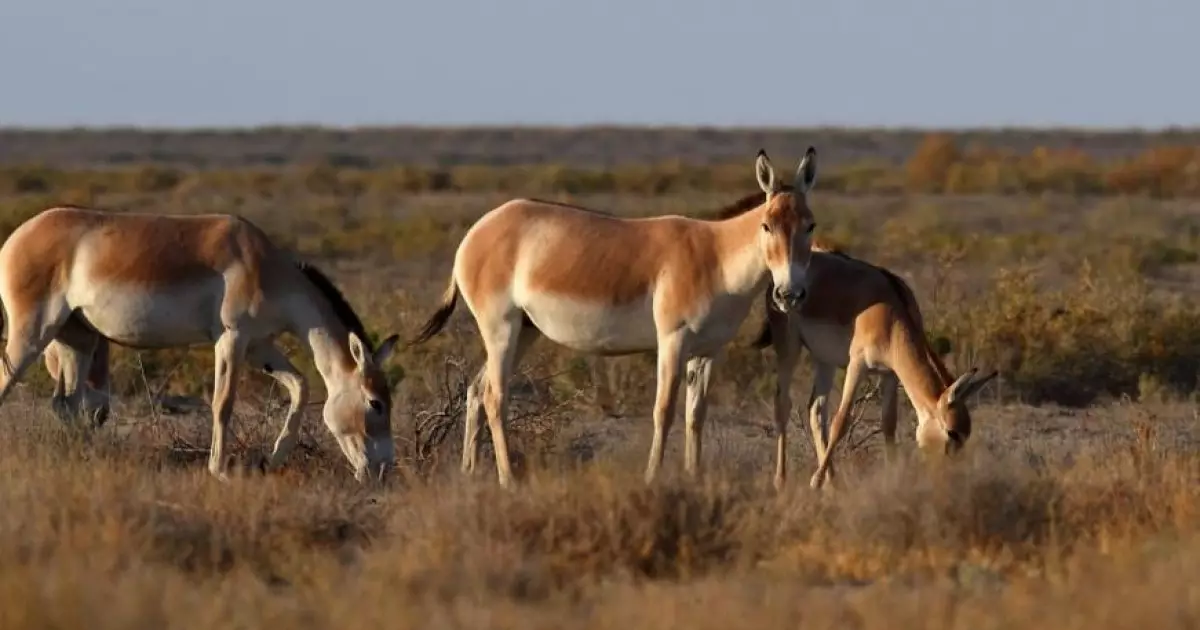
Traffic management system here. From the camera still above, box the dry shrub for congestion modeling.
[388,470,765,598]
[1021,146,1103,194]
[761,450,1065,582]
[932,260,1200,406]
[0,424,382,585]
[905,134,961,193]
[1106,146,1200,198]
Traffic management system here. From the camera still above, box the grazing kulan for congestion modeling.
[687,242,997,490]
[0,206,401,482]
[409,149,822,487]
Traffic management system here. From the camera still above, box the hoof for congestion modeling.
[91,406,112,429]
[209,470,232,484]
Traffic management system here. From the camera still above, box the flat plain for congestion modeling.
[1,126,1199,629]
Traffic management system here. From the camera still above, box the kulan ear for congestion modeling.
[794,145,818,193]
[348,331,370,368]
[947,368,999,405]
[944,368,978,406]
[755,149,778,194]
[963,369,1000,400]
[373,333,400,365]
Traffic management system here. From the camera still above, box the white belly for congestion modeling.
[685,293,758,357]
[67,282,224,348]
[520,294,658,355]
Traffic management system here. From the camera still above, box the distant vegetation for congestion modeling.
[3,128,1199,198]
[4,126,1199,168]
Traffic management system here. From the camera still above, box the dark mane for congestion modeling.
[296,261,373,351]
[525,197,615,217]
[710,185,795,220]
[812,238,849,257]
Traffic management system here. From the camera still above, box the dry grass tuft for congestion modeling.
[0,401,1198,628]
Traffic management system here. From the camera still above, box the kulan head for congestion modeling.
[754,147,819,312]
[323,331,401,483]
[914,368,999,455]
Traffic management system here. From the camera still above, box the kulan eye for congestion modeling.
[368,399,384,414]
[806,223,816,234]
[761,222,772,233]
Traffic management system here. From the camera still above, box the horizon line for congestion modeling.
[3,123,1200,134]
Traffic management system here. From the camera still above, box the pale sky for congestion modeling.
[0,0,1193,129]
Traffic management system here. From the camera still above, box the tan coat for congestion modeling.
[0,206,400,483]
[410,149,822,487]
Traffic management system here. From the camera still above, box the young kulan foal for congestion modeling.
[687,243,997,490]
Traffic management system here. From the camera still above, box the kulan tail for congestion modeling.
[407,274,460,347]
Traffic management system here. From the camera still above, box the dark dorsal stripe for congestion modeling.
[527,187,795,224]
[530,188,788,222]
[711,185,795,220]
[295,261,373,352]
[525,197,616,216]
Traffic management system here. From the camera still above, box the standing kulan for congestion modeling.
[409,149,821,487]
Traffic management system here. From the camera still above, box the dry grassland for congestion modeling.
[1,128,1199,628]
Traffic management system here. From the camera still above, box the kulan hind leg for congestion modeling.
[683,355,713,480]
[478,314,527,488]
[208,329,249,480]
[0,302,72,409]
[462,322,541,476]
[644,332,685,484]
